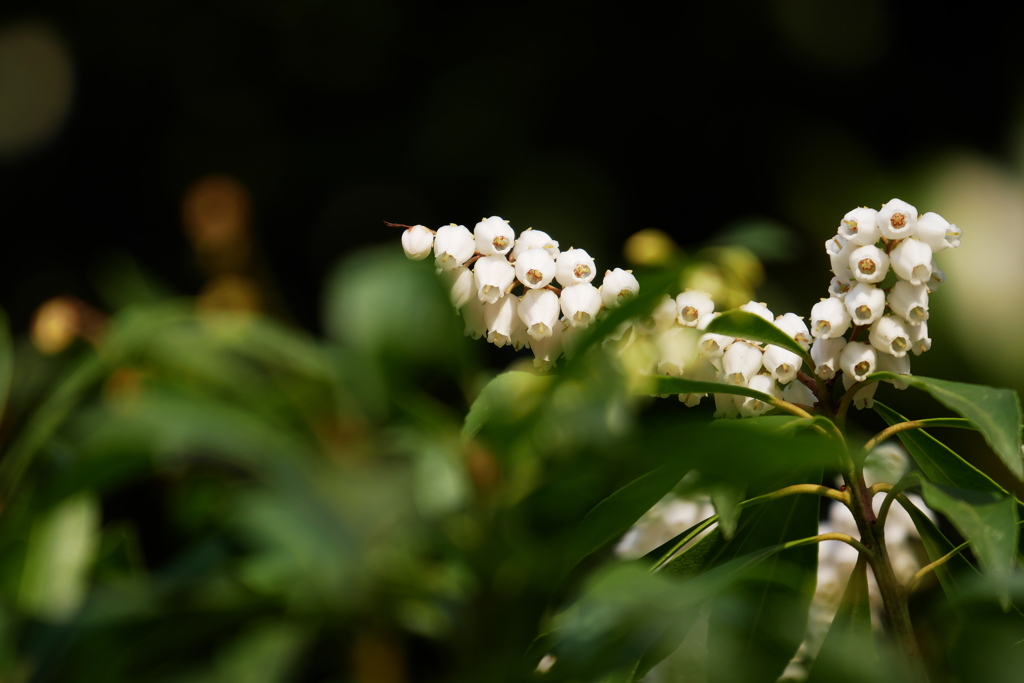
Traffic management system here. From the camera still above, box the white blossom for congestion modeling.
[485,294,518,348]
[600,269,640,308]
[512,228,559,260]
[774,313,812,351]
[876,352,911,389]
[739,301,773,323]
[849,244,890,284]
[810,298,851,339]
[877,198,918,240]
[555,248,597,287]
[655,326,699,377]
[810,337,846,380]
[722,340,763,385]
[401,224,434,260]
[783,379,816,406]
[909,321,931,356]
[868,315,912,358]
[890,238,933,286]
[474,216,515,256]
[433,224,476,270]
[473,255,516,304]
[518,289,561,341]
[560,283,602,328]
[887,281,929,326]
[514,247,556,289]
[838,207,881,246]
[915,212,961,252]
[763,344,802,384]
[844,282,886,326]
[842,371,877,409]
[444,265,475,309]
[531,320,564,370]
[639,295,679,335]
[676,290,715,326]
[738,374,780,417]
[840,341,877,382]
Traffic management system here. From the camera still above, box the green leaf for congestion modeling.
[461,371,553,440]
[563,457,693,574]
[0,308,10,420]
[711,484,744,540]
[873,401,1006,493]
[704,310,813,367]
[650,376,777,405]
[902,497,977,609]
[868,374,1023,479]
[707,468,821,683]
[807,557,875,683]
[920,481,1019,608]
[660,527,726,579]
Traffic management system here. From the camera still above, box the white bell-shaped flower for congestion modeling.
[740,301,774,323]
[890,238,933,286]
[868,315,912,358]
[518,289,560,341]
[474,216,515,256]
[842,371,878,410]
[876,352,911,389]
[838,207,881,246]
[639,295,679,335]
[655,326,699,377]
[697,313,733,358]
[560,282,602,328]
[484,294,518,348]
[514,248,556,289]
[811,337,846,380]
[600,268,640,308]
[774,312,812,351]
[473,255,516,304]
[915,212,961,252]
[512,228,560,260]
[433,224,476,270]
[763,344,802,384]
[462,297,487,340]
[678,356,718,406]
[531,319,564,370]
[909,322,931,356]
[783,379,816,407]
[848,244,890,284]
[714,392,741,419]
[722,340,763,385]
[826,234,854,282]
[401,225,434,260]
[738,374,780,417]
[887,281,928,326]
[444,265,475,309]
[555,248,597,286]
[840,341,877,382]
[676,290,715,326]
[509,313,531,351]
[844,282,886,326]
[810,298,851,339]
[877,198,918,240]
[828,276,852,299]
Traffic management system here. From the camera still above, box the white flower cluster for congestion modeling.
[401,217,639,369]
[400,199,961,414]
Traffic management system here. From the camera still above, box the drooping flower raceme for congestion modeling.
[398,197,961,411]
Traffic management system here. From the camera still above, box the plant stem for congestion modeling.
[843,468,929,682]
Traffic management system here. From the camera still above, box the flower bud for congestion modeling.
[514,247,556,289]
[560,282,602,328]
[887,280,928,325]
[512,228,559,260]
[473,255,516,304]
[676,290,715,326]
[890,238,933,286]
[915,212,961,252]
[518,289,560,341]
[868,315,912,358]
[810,298,851,339]
[877,198,918,240]
[485,294,518,348]
[474,216,515,256]
[848,244,890,284]
[811,337,846,380]
[433,224,476,270]
[555,248,597,286]
[401,224,434,260]
[600,268,640,308]
[774,313,812,351]
[838,207,881,246]
[840,341,877,382]
[844,283,886,326]
[722,340,763,385]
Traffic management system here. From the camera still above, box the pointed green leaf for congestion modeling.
[902,497,977,608]
[707,469,821,683]
[711,485,744,540]
[563,457,692,574]
[920,481,1019,607]
[873,401,1006,493]
[807,557,875,682]
[869,374,1023,479]
[705,310,812,367]
[650,376,777,404]
[461,371,553,440]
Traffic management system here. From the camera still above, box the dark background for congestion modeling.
[0,1,1019,333]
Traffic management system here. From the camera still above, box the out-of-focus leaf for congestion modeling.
[212,621,309,683]
[660,527,725,579]
[462,370,552,440]
[711,484,744,540]
[807,557,875,682]
[873,401,1005,493]
[704,310,812,367]
[869,374,1023,479]
[920,481,1019,608]
[707,468,821,683]
[903,497,976,608]
[563,457,692,575]
[0,308,11,420]
[651,376,777,405]
[18,493,100,621]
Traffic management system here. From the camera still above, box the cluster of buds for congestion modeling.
[398,198,961,415]
[399,217,639,369]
